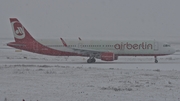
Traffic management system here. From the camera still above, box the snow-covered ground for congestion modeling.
[1,62,180,101]
[0,39,180,101]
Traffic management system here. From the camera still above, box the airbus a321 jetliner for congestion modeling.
[7,18,175,63]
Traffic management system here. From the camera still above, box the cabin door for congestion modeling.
[154,41,158,51]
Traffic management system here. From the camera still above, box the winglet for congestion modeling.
[60,38,67,47]
[78,37,82,41]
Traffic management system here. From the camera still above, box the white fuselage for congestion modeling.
[37,39,175,56]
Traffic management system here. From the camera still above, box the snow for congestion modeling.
[1,62,180,101]
[0,40,180,101]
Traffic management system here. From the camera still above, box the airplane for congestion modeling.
[7,18,176,63]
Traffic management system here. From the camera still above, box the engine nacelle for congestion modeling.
[101,52,115,61]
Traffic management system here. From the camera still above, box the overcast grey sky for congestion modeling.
[0,0,180,40]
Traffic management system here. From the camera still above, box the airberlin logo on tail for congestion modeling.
[16,27,24,36]
[11,21,25,39]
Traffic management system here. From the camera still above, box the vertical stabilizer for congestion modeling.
[10,18,35,43]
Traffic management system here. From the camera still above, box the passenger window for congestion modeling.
[163,44,170,47]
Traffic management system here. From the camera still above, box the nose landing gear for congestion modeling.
[154,56,158,63]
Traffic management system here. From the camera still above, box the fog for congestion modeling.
[0,0,180,40]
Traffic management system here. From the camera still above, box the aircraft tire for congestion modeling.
[92,58,96,63]
[87,58,96,63]
[155,59,158,63]
[87,59,92,63]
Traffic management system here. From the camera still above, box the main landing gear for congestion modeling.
[154,56,158,63]
[87,57,96,63]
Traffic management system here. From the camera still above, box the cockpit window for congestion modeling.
[163,44,170,47]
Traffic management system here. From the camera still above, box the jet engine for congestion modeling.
[101,52,117,61]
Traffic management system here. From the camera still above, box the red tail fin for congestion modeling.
[10,18,35,43]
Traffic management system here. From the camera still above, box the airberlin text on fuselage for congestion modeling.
[114,42,153,50]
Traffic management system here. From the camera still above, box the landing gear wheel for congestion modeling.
[155,59,158,63]
[87,59,92,63]
[154,56,158,63]
[87,58,96,63]
[92,58,96,63]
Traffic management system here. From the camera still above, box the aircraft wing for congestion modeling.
[60,38,112,55]
[71,47,111,55]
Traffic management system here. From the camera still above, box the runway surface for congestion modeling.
[1,60,180,64]
[1,59,180,71]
